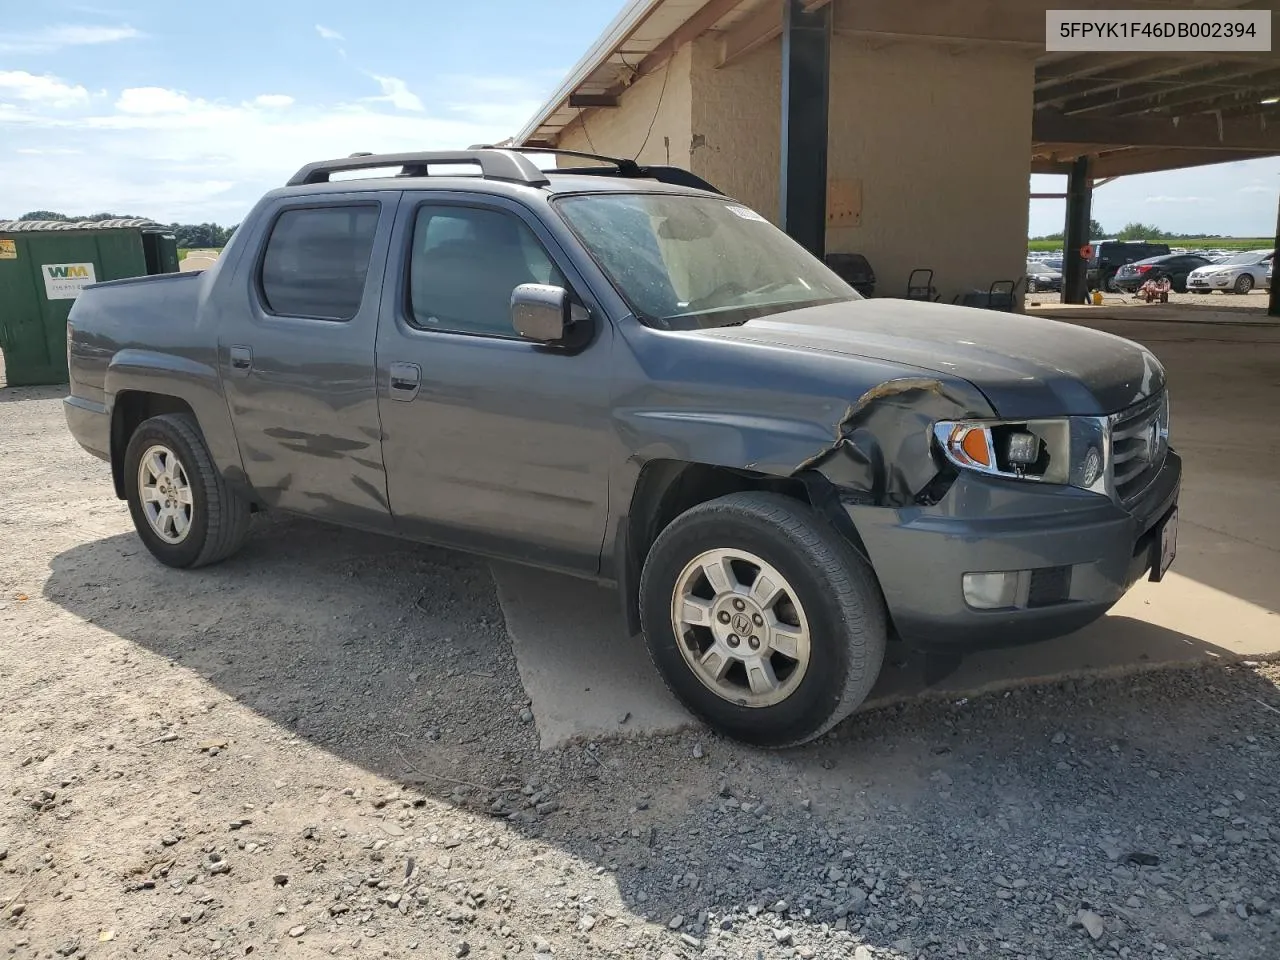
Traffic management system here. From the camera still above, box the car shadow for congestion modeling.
[41,519,1280,955]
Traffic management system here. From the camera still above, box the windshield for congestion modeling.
[554,193,857,329]
[1218,251,1267,266]
[1026,261,1057,274]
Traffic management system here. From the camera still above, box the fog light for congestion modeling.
[1006,432,1039,465]
[963,571,1019,610]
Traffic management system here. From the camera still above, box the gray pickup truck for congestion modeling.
[64,148,1180,747]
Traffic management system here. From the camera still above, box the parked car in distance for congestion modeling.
[1087,240,1171,292]
[1114,253,1212,294]
[1186,250,1274,294]
[1025,260,1062,294]
[62,148,1182,748]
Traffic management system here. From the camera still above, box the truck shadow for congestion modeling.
[42,518,1280,955]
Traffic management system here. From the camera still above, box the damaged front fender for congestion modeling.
[796,376,995,507]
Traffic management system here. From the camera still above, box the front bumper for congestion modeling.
[846,451,1181,649]
[1186,275,1233,290]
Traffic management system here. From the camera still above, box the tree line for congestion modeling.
[1031,219,1256,243]
[14,211,236,249]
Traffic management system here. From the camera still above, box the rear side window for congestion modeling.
[260,205,379,320]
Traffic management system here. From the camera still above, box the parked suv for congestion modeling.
[1088,240,1171,292]
[63,149,1181,747]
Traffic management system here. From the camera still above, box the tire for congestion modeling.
[639,491,887,748]
[123,413,251,568]
[1233,274,1254,295]
[1172,275,1187,294]
[1103,273,1120,293]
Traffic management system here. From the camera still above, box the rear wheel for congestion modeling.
[1103,273,1120,293]
[124,413,251,568]
[1234,274,1254,295]
[639,492,887,747]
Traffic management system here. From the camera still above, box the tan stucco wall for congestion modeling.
[558,43,694,166]
[824,36,1033,303]
[553,21,1033,306]
[688,36,781,223]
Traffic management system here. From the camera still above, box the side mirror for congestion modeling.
[511,283,571,342]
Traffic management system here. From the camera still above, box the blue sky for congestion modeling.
[1,0,1276,237]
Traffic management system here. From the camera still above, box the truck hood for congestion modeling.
[695,298,1164,417]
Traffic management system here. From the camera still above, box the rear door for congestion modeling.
[375,192,613,574]
[218,192,398,529]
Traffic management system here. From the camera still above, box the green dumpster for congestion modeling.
[0,218,179,387]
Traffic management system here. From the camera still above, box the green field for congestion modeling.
[1028,237,1271,253]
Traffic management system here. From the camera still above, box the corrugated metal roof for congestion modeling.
[0,218,164,232]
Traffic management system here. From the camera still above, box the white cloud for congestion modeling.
[315,24,344,42]
[252,94,295,109]
[0,24,141,53]
[368,75,424,112]
[0,71,90,108]
[1144,195,1211,204]
[115,87,196,115]
[15,147,84,156]
[0,77,539,222]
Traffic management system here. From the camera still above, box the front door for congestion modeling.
[375,193,612,574]
[218,193,398,530]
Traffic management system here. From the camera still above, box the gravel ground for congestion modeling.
[2,385,1279,960]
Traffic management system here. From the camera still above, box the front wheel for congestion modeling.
[1103,274,1120,293]
[639,492,887,747]
[1234,274,1254,295]
[124,413,251,568]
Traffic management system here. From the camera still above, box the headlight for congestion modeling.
[934,416,1109,493]
[1211,270,1233,278]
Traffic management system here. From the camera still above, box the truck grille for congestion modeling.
[1110,390,1169,503]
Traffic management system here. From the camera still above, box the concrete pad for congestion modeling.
[491,562,695,749]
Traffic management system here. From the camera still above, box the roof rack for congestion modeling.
[287,147,723,195]
[286,150,551,187]
[471,145,723,194]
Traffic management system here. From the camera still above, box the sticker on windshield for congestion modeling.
[725,204,767,222]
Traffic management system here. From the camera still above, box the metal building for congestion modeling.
[515,0,1280,308]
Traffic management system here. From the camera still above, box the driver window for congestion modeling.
[409,206,566,336]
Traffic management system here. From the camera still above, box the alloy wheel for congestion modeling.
[669,548,811,708]
[137,444,194,544]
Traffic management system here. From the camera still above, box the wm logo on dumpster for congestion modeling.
[41,261,97,300]
[44,264,92,279]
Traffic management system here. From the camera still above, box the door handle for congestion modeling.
[229,344,253,377]
[388,362,421,401]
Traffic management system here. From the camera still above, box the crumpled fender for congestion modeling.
[795,376,993,507]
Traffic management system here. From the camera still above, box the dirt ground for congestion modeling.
[3,329,1280,960]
